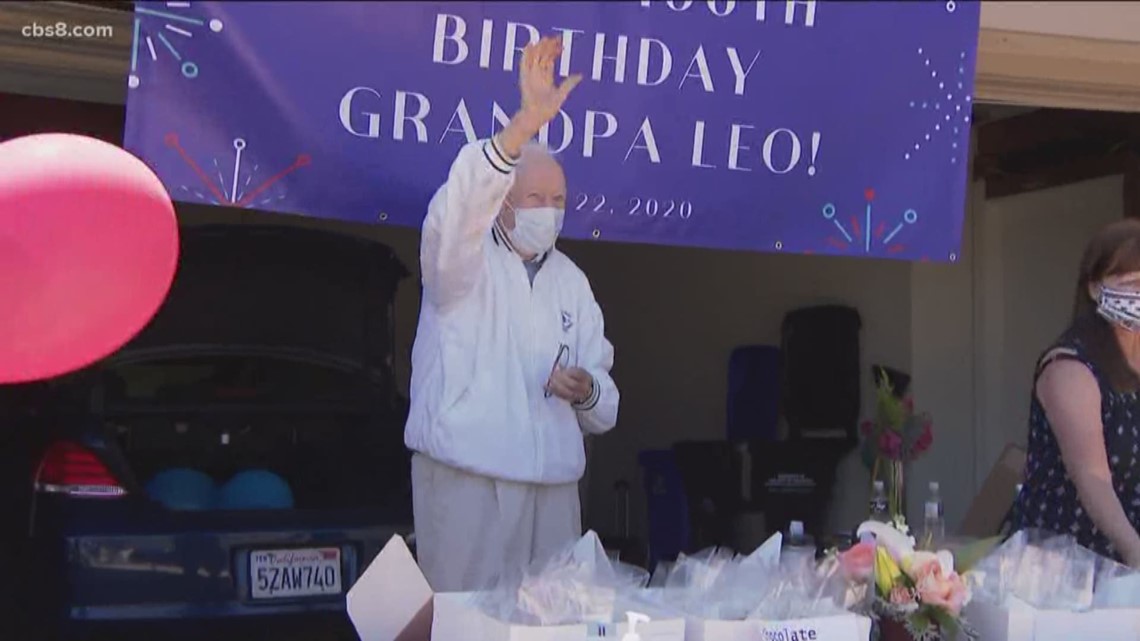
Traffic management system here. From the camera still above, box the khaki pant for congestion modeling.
[411,454,582,592]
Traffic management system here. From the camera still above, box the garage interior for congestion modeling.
[3,0,1140,574]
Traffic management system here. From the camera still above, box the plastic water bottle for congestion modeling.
[788,520,807,544]
[869,480,890,522]
[922,481,945,547]
[783,520,816,573]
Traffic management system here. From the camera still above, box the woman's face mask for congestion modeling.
[504,202,564,258]
[1097,284,1140,331]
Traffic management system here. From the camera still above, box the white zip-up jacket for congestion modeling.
[404,138,620,485]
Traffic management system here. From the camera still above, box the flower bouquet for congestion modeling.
[836,517,992,641]
[860,371,934,517]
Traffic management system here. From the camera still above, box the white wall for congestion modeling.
[907,182,980,530]
[974,176,1124,477]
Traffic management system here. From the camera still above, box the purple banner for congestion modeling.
[124,1,980,261]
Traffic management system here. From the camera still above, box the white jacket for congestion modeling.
[404,138,620,485]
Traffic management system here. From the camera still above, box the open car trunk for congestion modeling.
[101,354,410,514]
[81,224,413,518]
[112,412,410,514]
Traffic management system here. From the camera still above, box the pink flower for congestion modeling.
[903,397,915,414]
[839,541,875,583]
[910,421,934,459]
[918,421,933,445]
[860,420,874,437]
[878,430,903,459]
[910,559,968,617]
[889,585,917,606]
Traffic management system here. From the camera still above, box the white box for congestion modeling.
[963,599,1140,641]
[347,535,686,641]
[685,613,872,641]
[432,592,685,641]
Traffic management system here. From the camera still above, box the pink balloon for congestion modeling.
[0,133,179,384]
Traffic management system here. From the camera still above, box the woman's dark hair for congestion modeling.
[1072,218,1140,392]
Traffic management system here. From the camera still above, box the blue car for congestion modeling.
[0,224,413,640]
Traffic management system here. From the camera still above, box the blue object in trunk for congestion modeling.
[218,470,294,511]
[146,468,218,511]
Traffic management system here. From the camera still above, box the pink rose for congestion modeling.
[839,541,875,583]
[911,559,968,617]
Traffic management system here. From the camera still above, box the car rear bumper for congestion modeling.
[57,611,358,641]
[28,504,408,627]
[68,594,347,621]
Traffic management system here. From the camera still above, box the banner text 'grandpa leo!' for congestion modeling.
[337,1,823,179]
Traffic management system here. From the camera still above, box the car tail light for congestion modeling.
[34,441,127,498]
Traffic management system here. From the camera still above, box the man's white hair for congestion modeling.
[518,140,562,167]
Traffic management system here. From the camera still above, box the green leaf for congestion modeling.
[874,371,906,428]
[909,610,933,632]
[927,606,962,636]
[954,536,1003,574]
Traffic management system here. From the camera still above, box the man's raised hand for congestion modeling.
[519,37,582,127]
[499,37,582,158]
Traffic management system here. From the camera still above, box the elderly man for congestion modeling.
[404,37,620,592]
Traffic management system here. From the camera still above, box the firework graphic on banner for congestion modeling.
[129,1,224,89]
[820,189,921,257]
[903,1,973,167]
[165,134,311,209]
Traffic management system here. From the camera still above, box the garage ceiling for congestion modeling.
[972,105,1039,126]
[975,107,1140,200]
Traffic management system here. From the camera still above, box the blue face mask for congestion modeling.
[1097,285,1140,331]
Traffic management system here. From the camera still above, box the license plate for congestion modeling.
[250,547,342,599]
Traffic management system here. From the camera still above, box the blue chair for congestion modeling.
[638,449,690,568]
[726,346,781,442]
